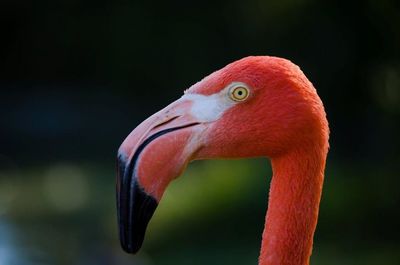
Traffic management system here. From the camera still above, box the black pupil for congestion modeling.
[238,90,243,96]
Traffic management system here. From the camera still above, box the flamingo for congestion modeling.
[116,56,329,265]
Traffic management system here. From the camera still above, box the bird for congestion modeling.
[116,56,329,265]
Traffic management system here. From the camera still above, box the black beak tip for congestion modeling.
[117,154,158,255]
[121,240,141,254]
[118,183,158,254]
[119,210,148,254]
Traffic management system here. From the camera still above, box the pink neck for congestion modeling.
[259,146,327,265]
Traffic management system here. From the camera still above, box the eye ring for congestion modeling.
[229,85,250,102]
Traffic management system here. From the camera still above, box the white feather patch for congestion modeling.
[180,82,248,122]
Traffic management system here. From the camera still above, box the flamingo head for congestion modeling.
[116,56,327,253]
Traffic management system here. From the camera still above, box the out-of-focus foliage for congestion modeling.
[0,0,399,264]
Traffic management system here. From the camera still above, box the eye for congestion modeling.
[229,85,250,101]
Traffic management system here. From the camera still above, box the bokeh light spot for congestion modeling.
[43,164,89,212]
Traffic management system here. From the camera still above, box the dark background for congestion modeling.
[0,0,399,264]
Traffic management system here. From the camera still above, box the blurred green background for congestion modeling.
[1,0,399,264]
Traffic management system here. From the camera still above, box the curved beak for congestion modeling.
[116,98,205,253]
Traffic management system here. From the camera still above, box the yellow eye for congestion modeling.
[229,86,249,101]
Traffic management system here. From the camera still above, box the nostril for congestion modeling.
[152,116,180,130]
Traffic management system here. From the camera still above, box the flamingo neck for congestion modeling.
[259,145,327,265]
